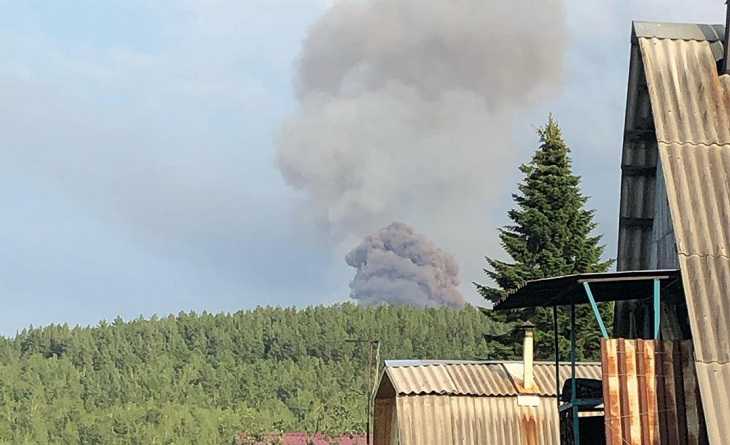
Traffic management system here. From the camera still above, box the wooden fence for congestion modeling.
[600,339,708,445]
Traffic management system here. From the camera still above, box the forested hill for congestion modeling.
[0,304,511,444]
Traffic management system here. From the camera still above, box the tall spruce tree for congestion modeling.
[476,115,613,360]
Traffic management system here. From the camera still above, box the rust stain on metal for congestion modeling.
[619,339,642,445]
[602,339,622,445]
[639,342,659,445]
[601,339,707,445]
[639,341,659,445]
[520,409,538,445]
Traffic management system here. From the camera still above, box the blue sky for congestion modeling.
[0,0,724,335]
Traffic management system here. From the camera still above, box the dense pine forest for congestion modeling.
[0,304,514,444]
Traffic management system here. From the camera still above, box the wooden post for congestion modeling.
[619,339,641,444]
[601,338,622,445]
[639,341,659,445]
[662,341,680,444]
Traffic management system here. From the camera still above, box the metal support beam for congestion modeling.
[570,304,579,445]
[720,1,730,74]
[653,278,661,340]
[553,306,560,411]
[583,282,609,339]
[618,216,654,228]
[623,129,657,143]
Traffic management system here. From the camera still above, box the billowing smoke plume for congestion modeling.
[346,222,464,307]
[277,0,566,298]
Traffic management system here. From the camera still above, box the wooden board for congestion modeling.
[600,339,707,445]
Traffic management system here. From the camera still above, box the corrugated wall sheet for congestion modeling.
[395,395,560,445]
[638,34,730,445]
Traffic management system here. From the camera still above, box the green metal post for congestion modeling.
[583,282,609,338]
[553,306,560,410]
[653,278,661,340]
[571,303,579,444]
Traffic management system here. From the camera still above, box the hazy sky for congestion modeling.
[0,0,725,335]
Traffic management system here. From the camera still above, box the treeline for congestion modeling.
[0,304,512,444]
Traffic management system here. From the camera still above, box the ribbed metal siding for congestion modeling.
[659,144,730,262]
[694,362,730,444]
[651,160,679,270]
[639,34,730,445]
[617,39,658,274]
[615,34,661,338]
[396,395,560,445]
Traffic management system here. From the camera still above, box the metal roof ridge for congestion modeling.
[522,269,680,283]
[383,359,601,367]
[633,21,724,42]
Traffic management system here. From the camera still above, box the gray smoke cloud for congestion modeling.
[276,0,566,299]
[345,222,464,307]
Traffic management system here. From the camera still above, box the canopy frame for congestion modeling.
[495,270,681,445]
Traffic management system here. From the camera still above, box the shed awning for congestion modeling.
[494,269,682,310]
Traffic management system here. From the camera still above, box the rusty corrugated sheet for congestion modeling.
[634,30,730,445]
[395,395,560,445]
[383,361,601,397]
[600,339,707,445]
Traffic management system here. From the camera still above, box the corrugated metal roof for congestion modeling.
[394,395,561,445]
[640,38,730,146]
[633,21,725,42]
[494,269,681,310]
[628,24,730,445]
[248,434,366,445]
[380,360,601,397]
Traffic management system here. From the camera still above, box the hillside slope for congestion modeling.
[0,304,511,444]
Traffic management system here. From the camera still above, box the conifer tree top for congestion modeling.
[476,115,612,304]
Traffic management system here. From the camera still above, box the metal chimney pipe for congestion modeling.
[521,321,536,390]
[724,0,730,74]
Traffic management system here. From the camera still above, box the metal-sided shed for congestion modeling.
[373,360,601,445]
[614,19,730,444]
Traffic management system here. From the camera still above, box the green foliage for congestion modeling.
[0,304,510,444]
[476,115,613,360]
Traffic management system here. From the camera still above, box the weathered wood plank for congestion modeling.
[622,339,642,445]
[638,341,659,445]
[681,341,701,445]
[673,342,688,444]
[662,341,680,445]
[654,342,669,444]
[602,338,623,445]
